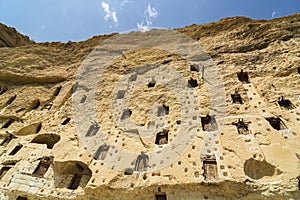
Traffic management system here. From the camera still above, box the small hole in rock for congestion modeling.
[53,86,62,97]
[237,70,250,83]
[266,117,287,131]
[201,115,218,131]
[6,95,17,105]
[188,78,198,88]
[121,109,132,120]
[62,118,71,125]
[31,100,40,110]
[0,85,8,95]
[278,96,296,110]
[190,64,199,72]
[155,194,166,200]
[148,79,156,87]
[155,130,168,145]
[231,89,243,104]
[9,144,23,155]
[2,119,14,129]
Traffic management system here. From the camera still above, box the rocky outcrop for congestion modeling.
[0,23,34,47]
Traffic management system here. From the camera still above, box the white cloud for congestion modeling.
[137,3,158,32]
[121,0,131,7]
[271,11,277,19]
[146,3,158,18]
[101,1,118,26]
[137,23,150,32]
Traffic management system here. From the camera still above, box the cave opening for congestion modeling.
[231,89,243,104]
[33,157,52,177]
[0,166,11,180]
[158,105,169,116]
[62,118,71,125]
[155,194,167,200]
[67,164,84,190]
[0,134,16,146]
[148,79,156,88]
[232,119,250,135]
[188,78,198,88]
[6,95,17,105]
[72,82,78,94]
[124,168,133,175]
[36,123,42,133]
[237,70,250,83]
[54,161,92,190]
[244,158,280,180]
[201,115,218,131]
[121,109,132,120]
[278,96,295,110]
[203,159,218,181]
[80,95,87,103]
[155,131,168,145]
[2,119,14,129]
[53,86,62,97]
[117,90,126,99]
[31,134,60,149]
[190,64,199,72]
[93,144,110,160]
[9,144,23,155]
[130,74,137,81]
[266,117,286,131]
[86,122,99,137]
[0,85,7,95]
[31,99,40,110]
[16,196,28,200]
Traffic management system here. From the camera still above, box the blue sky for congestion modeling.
[0,0,299,42]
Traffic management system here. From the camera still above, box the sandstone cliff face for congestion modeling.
[0,23,34,47]
[0,15,299,200]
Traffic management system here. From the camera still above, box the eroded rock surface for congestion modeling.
[0,15,299,200]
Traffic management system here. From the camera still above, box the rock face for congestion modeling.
[0,15,299,200]
[0,23,34,47]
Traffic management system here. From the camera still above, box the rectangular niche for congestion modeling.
[6,95,17,105]
[266,117,287,131]
[231,89,243,104]
[201,115,218,131]
[121,109,132,120]
[203,159,218,181]
[117,90,126,99]
[16,197,28,200]
[2,119,14,129]
[93,144,110,160]
[148,79,156,87]
[188,78,198,88]
[9,144,23,156]
[155,131,168,145]
[130,74,137,81]
[232,119,250,135]
[86,123,100,137]
[68,173,83,190]
[278,97,295,110]
[0,134,16,146]
[33,157,51,177]
[0,166,11,180]
[158,105,169,117]
[190,64,199,72]
[237,70,250,83]
[53,86,62,97]
[155,194,167,200]
[0,85,7,95]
